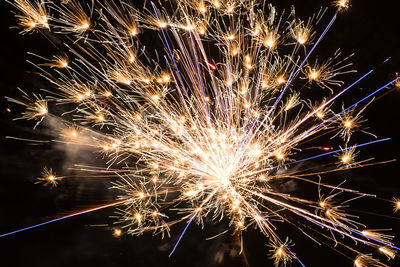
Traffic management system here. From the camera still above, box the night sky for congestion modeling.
[1,1,400,266]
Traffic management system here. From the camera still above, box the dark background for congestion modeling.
[1,0,400,266]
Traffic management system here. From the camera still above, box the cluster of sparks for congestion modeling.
[5,0,400,266]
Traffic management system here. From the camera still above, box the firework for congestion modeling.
[4,0,400,266]
[35,167,60,187]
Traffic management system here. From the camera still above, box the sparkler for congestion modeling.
[4,0,400,265]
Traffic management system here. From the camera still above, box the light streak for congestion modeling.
[291,138,390,165]
[0,200,126,238]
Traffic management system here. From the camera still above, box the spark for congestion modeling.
[340,148,356,165]
[212,0,221,9]
[130,27,138,36]
[198,3,206,14]
[337,0,349,9]
[103,91,112,97]
[11,0,49,33]
[263,34,278,49]
[158,21,167,28]
[396,77,400,88]
[276,75,286,85]
[207,62,217,71]
[316,111,325,119]
[197,25,206,35]
[379,246,396,260]
[393,198,400,213]
[269,239,295,267]
[36,167,60,187]
[113,228,122,237]
[308,69,320,81]
[97,114,105,122]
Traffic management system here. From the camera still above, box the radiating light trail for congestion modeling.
[0,200,126,238]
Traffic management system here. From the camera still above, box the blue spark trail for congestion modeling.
[151,2,188,94]
[383,57,391,63]
[290,138,391,165]
[246,10,342,152]
[352,230,400,251]
[305,78,396,137]
[168,216,195,257]
[287,56,394,144]
[307,217,400,251]
[0,201,124,238]
[337,78,396,115]
[266,10,340,117]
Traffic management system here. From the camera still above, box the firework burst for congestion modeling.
[3,0,400,266]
